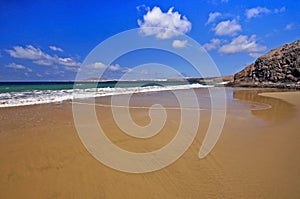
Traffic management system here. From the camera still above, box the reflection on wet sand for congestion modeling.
[233,88,296,122]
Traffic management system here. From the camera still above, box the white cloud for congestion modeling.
[6,45,50,60]
[137,6,192,39]
[203,39,221,51]
[274,6,286,14]
[245,7,271,19]
[172,40,187,48]
[5,63,32,72]
[56,57,79,67]
[6,45,80,67]
[87,62,127,72]
[49,45,63,52]
[108,64,122,71]
[285,23,293,30]
[5,63,26,69]
[246,6,285,19]
[87,62,107,69]
[214,19,241,36]
[219,35,267,55]
[206,12,221,25]
[33,59,53,66]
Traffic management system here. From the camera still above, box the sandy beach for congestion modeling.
[0,88,300,198]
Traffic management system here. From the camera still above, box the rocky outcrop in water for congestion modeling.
[234,40,300,89]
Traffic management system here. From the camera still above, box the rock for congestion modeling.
[233,40,300,89]
[286,74,295,81]
[293,68,300,77]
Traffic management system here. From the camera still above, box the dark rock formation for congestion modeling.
[234,40,300,89]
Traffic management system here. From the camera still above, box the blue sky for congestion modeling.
[0,0,299,80]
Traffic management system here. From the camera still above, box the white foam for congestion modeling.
[216,81,230,85]
[0,83,213,108]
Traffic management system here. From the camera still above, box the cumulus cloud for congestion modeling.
[206,12,221,24]
[137,6,192,39]
[245,7,271,19]
[5,63,32,72]
[172,40,188,48]
[49,45,63,52]
[219,35,267,55]
[7,45,50,60]
[214,19,241,36]
[203,39,221,51]
[6,45,80,67]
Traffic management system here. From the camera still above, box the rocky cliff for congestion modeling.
[234,40,300,89]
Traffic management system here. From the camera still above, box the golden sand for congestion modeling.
[0,88,299,198]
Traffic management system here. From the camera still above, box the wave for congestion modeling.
[0,83,213,108]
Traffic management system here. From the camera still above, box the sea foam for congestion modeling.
[0,83,212,108]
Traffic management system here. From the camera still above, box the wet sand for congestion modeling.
[0,88,300,198]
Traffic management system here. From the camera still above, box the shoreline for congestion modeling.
[0,82,216,108]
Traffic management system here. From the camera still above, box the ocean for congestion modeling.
[0,81,220,108]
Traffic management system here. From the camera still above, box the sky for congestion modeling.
[0,0,299,81]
